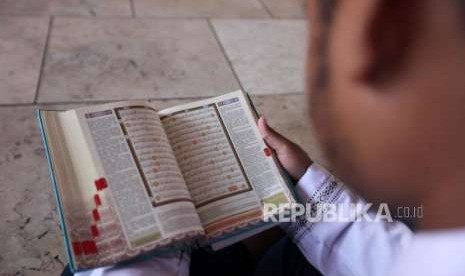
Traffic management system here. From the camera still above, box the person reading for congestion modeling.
[70,0,465,275]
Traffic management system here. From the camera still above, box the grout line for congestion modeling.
[2,14,309,23]
[0,103,40,107]
[32,14,307,21]
[257,0,274,19]
[33,16,54,104]
[30,96,213,107]
[206,19,246,93]
[0,92,305,108]
[129,0,136,18]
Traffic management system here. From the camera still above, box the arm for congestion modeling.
[258,117,413,276]
[286,164,412,276]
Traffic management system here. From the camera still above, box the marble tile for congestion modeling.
[133,0,269,18]
[212,19,307,95]
[0,106,66,275]
[0,17,48,104]
[134,0,269,18]
[37,18,240,103]
[0,0,131,17]
[261,0,307,18]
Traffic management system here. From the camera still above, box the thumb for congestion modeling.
[257,117,293,154]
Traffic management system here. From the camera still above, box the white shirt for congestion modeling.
[78,163,465,276]
[289,163,465,276]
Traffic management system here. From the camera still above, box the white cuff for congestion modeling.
[294,163,344,205]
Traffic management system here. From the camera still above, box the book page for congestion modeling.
[159,91,295,237]
[40,111,93,269]
[41,100,204,270]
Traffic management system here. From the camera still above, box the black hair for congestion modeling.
[458,0,465,28]
[319,0,336,25]
[313,0,336,93]
[318,0,465,29]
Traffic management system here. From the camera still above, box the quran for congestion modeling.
[37,90,296,272]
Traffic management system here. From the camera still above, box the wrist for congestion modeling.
[292,161,313,185]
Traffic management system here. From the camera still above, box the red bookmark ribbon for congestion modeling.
[81,240,98,254]
[91,225,99,238]
[92,209,100,222]
[94,178,108,191]
[94,194,102,206]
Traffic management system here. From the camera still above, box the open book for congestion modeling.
[37,90,296,272]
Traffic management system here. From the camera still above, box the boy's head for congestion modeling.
[308,0,465,209]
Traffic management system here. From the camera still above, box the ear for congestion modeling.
[362,0,423,84]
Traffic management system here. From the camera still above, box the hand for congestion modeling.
[257,117,312,181]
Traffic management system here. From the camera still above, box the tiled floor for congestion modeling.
[212,19,307,95]
[0,1,318,275]
[39,18,241,102]
[132,0,270,18]
[0,17,49,104]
